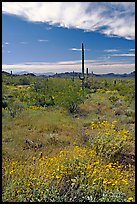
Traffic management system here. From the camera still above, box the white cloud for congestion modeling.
[129,48,135,52]
[104,49,119,52]
[2,50,11,53]
[2,59,135,74]
[38,39,49,42]
[110,53,135,57]
[70,48,82,51]
[20,41,28,44]
[2,2,135,40]
[69,47,90,51]
[5,42,9,45]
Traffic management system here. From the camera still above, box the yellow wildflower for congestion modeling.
[56,175,60,179]
[127,197,134,202]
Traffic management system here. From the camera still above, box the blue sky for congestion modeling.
[2,2,135,74]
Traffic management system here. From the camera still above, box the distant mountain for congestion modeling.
[95,71,135,77]
[13,71,55,76]
[15,71,30,75]
[34,72,55,76]
[2,70,135,77]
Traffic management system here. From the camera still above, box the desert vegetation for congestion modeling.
[2,72,135,202]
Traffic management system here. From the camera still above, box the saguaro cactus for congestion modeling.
[72,70,74,81]
[114,80,117,85]
[79,43,85,89]
[86,68,88,81]
[91,71,94,86]
[82,43,84,78]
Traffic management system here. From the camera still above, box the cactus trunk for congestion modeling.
[79,43,85,89]
[72,71,74,81]
[86,68,88,81]
[82,43,84,78]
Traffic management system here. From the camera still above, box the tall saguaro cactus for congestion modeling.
[79,43,85,89]
[82,43,84,78]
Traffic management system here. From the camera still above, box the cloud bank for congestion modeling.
[2,59,135,75]
[2,2,135,40]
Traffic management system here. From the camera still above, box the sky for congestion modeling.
[2,2,135,74]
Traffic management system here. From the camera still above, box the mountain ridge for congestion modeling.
[2,70,135,77]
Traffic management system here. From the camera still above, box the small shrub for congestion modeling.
[18,78,30,85]
[8,101,24,118]
[68,102,78,114]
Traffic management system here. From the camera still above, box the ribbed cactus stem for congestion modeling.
[82,43,84,77]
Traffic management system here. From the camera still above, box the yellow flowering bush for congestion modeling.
[86,120,134,162]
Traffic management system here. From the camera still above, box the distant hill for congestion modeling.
[95,71,135,77]
[23,73,36,76]
[2,71,11,75]
[34,72,55,76]
[128,71,135,77]
[15,71,33,75]
[52,71,135,78]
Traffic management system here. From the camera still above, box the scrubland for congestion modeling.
[2,73,135,202]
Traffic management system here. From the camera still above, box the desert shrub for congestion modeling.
[2,100,9,109]
[2,178,127,202]
[125,109,135,118]
[18,78,30,85]
[34,97,46,107]
[86,120,134,162]
[34,95,55,107]
[97,190,127,202]
[33,82,43,92]
[8,100,24,118]
[68,102,78,114]
[46,133,70,147]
